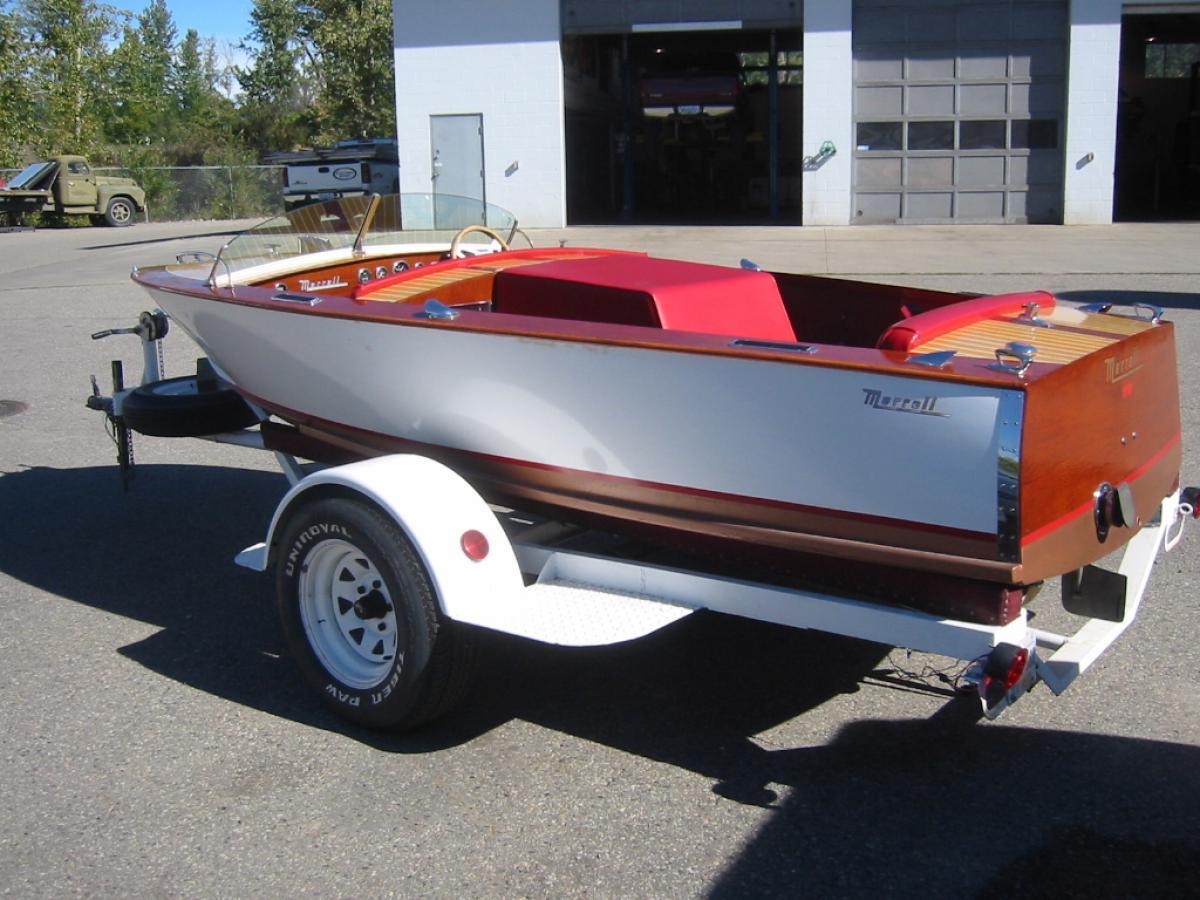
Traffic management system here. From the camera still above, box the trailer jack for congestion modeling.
[85,310,169,489]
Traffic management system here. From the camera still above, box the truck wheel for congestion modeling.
[104,196,135,227]
[120,375,259,437]
[275,496,478,730]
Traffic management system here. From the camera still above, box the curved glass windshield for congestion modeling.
[215,194,518,279]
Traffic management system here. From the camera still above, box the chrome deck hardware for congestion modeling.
[906,350,957,368]
[988,341,1037,377]
[1079,301,1164,324]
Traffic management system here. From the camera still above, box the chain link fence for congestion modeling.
[1,165,287,222]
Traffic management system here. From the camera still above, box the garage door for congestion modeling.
[561,0,800,33]
[852,0,1067,223]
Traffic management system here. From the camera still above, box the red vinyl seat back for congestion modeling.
[493,255,796,342]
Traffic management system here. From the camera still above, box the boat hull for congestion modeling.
[144,283,1016,577]
[133,239,1184,628]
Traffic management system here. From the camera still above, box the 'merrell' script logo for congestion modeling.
[298,277,348,292]
[862,388,948,417]
[1104,353,1142,384]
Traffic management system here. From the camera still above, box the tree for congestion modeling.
[176,29,214,120]
[137,0,176,133]
[235,0,395,150]
[22,0,117,151]
[0,2,37,164]
[4,0,398,167]
[302,0,395,143]
[235,0,315,151]
[104,22,150,144]
[170,29,239,161]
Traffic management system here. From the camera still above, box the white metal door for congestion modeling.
[431,114,485,227]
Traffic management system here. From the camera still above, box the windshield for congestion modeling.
[6,161,57,191]
[216,193,518,279]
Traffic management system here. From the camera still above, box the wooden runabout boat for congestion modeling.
[131,194,1188,628]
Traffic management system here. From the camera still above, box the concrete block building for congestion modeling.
[393,0,1200,226]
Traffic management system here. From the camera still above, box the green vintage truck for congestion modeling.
[0,155,146,226]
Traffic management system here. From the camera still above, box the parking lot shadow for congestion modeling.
[0,463,326,725]
[4,463,1196,897]
[0,463,890,756]
[706,717,1200,898]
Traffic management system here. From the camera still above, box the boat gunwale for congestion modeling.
[132,259,1067,389]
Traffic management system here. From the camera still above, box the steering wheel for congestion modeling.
[449,224,510,259]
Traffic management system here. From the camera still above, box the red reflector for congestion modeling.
[460,529,489,561]
[1002,647,1030,690]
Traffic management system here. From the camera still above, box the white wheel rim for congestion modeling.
[111,202,130,223]
[298,538,400,689]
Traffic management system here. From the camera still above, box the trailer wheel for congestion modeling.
[120,375,259,437]
[275,496,478,730]
[104,196,135,227]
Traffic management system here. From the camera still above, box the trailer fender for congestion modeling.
[238,455,525,624]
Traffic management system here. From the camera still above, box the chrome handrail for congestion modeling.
[178,247,238,297]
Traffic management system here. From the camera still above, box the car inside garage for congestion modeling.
[562,23,802,224]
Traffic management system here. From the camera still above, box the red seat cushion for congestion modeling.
[494,255,796,342]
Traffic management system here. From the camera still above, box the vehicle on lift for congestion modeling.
[0,155,145,226]
[265,138,400,211]
[87,192,1197,731]
[640,50,743,117]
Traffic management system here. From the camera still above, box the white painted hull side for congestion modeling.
[148,287,1013,538]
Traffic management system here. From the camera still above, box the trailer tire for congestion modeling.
[104,196,135,227]
[120,375,259,437]
[275,496,478,730]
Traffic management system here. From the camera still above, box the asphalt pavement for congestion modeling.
[0,218,1197,898]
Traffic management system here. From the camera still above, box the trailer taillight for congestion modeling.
[982,643,1031,707]
[362,163,371,182]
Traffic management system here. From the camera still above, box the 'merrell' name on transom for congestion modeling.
[862,388,948,417]
[1105,353,1142,383]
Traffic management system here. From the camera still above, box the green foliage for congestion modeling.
[302,0,395,143]
[236,0,395,151]
[0,3,37,165]
[235,0,314,154]
[2,0,398,217]
[23,0,117,151]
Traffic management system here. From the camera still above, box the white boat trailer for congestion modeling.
[89,311,1198,727]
